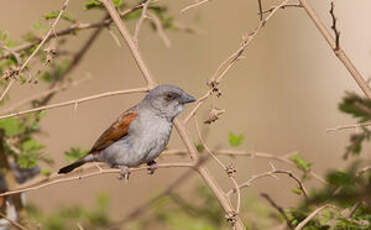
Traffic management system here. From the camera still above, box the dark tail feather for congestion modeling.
[58,160,86,174]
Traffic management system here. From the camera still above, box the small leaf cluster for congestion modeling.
[0,112,53,170]
[339,92,371,159]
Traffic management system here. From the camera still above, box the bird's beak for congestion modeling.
[181,93,196,104]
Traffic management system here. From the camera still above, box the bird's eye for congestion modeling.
[165,93,175,101]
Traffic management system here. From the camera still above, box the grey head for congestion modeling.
[142,84,196,121]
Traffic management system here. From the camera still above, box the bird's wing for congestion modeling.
[89,110,138,154]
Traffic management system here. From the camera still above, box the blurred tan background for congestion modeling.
[0,0,370,220]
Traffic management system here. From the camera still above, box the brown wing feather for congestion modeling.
[89,111,138,153]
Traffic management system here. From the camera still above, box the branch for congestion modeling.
[98,0,155,88]
[133,0,152,45]
[106,157,209,230]
[0,3,145,61]
[295,204,329,230]
[261,193,294,230]
[0,162,194,197]
[0,212,28,230]
[194,117,241,213]
[257,0,263,21]
[0,0,71,102]
[298,0,371,99]
[0,87,148,120]
[98,0,245,228]
[1,75,91,114]
[163,148,326,184]
[260,3,302,15]
[184,0,292,124]
[326,121,371,133]
[227,163,309,199]
[181,0,211,14]
[329,1,340,51]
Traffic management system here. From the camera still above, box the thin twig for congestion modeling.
[1,76,91,114]
[0,162,194,197]
[329,1,340,51]
[0,0,71,102]
[181,0,211,14]
[0,87,149,120]
[326,121,371,133]
[299,0,371,99]
[0,212,28,230]
[148,12,171,48]
[194,116,241,213]
[106,157,209,230]
[184,0,291,124]
[295,204,329,230]
[260,3,303,15]
[257,0,263,21]
[163,148,326,184]
[133,0,152,45]
[98,0,156,88]
[0,4,146,61]
[227,164,309,199]
[261,193,294,230]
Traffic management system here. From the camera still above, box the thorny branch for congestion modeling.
[294,204,330,230]
[184,0,292,124]
[0,0,71,102]
[0,3,146,61]
[2,0,368,228]
[226,163,309,199]
[0,87,149,120]
[298,0,371,99]
[329,1,340,51]
[261,193,294,230]
[181,0,211,14]
[0,212,28,230]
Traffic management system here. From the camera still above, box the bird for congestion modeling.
[58,84,196,179]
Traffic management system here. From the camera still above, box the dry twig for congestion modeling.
[261,193,294,230]
[181,0,211,14]
[295,204,329,230]
[0,0,71,102]
[0,87,148,120]
[0,212,28,230]
[299,0,371,98]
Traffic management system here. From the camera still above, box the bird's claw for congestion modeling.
[118,166,131,181]
[147,161,158,175]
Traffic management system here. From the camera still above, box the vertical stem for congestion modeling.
[99,0,245,229]
[99,0,156,88]
[299,0,371,99]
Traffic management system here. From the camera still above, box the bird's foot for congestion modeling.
[118,166,131,181]
[147,160,158,175]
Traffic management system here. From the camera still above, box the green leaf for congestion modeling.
[0,117,24,137]
[291,188,302,195]
[228,132,243,147]
[33,19,47,31]
[85,0,122,10]
[41,168,52,176]
[289,154,312,172]
[17,153,38,168]
[22,139,45,152]
[44,11,75,23]
[113,0,123,7]
[339,92,371,122]
[85,0,103,10]
[64,147,88,163]
[195,143,205,153]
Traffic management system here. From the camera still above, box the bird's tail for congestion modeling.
[58,160,86,174]
[58,153,96,174]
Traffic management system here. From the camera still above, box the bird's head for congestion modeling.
[144,84,196,120]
